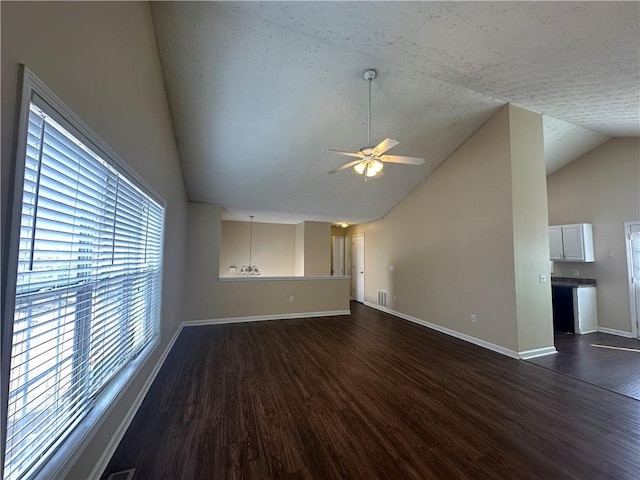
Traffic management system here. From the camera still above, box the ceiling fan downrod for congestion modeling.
[363,69,376,146]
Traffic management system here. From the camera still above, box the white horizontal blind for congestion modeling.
[4,103,164,480]
[631,224,640,281]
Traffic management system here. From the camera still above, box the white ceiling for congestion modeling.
[151,1,639,225]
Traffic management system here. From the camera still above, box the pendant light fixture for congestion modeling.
[240,215,260,275]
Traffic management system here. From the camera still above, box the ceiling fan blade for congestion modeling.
[326,149,362,159]
[381,155,426,166]
[372,138,399,156]
[328,159,363,174]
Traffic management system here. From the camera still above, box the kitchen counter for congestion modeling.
[551,276,596,288]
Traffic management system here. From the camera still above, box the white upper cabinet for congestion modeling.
[562,224,589,261]
[549,223,594,262]
[549,226,564,261]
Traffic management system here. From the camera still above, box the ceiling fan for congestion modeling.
[327,69,425,178]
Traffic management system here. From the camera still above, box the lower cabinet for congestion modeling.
[552,286,574,333]
[551,285,598,334]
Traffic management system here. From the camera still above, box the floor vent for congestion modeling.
[377,290,388,308]
[106,469,136,480]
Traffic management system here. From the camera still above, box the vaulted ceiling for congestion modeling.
[151,2,639,225]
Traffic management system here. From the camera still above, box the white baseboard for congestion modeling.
[363,301,393,314]
[578,328,598,335]
[87,324,184,479]
[184,310,351,326]
[597,327,634,338]
[519,346,557,359]
[364,301,523,359]
[363,301,559,360]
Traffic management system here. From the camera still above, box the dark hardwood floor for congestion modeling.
[527,331,640,400]
[103,302,640,480]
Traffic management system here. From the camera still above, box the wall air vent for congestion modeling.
[377,290,388,308]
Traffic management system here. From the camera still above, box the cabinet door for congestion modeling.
[549,226,564,261]
[574,287,598,334]
[562,224,585,261]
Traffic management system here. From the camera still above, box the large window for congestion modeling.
[2,75,164,480]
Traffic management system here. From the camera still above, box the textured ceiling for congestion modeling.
[543,116,610,176]
[151,1,639,225]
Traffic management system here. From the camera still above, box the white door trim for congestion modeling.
[353,234,365,303]
[331,236,345,276]
[624,221,640,338]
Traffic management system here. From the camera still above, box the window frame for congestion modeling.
[1,66,166,480]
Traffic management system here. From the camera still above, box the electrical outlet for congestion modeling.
[289,296,294,303]
[539,274,547,283]
[573,269,580,276]
[471,314,477,323]
[606,250,614,258]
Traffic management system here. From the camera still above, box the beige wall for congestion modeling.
[348,105,553,355]
[186,203,223,321]
[220,220,296,277]
[187,203,349,321]
[1,2,187,478]
[215,278,350,318]
[547,138,640,333]
[509,106,554,352]
[294,221,331,276]
[303,221,331,276]
[295,222,305,276]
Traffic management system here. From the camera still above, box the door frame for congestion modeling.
[624,221,640,338]
[331,235,345,276]
[352,233,365,303]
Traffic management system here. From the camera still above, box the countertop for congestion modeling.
[551,276,597,288]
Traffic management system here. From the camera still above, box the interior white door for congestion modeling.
[352,234,364,303]
[331,236,345,276]
[626,222,640,338]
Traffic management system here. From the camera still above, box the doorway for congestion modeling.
[331,236,345,276]
[625,221,640,338]
[352,234,364,303]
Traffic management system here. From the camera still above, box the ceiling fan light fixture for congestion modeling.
[354,159,384,177]
[326,68,425,176]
